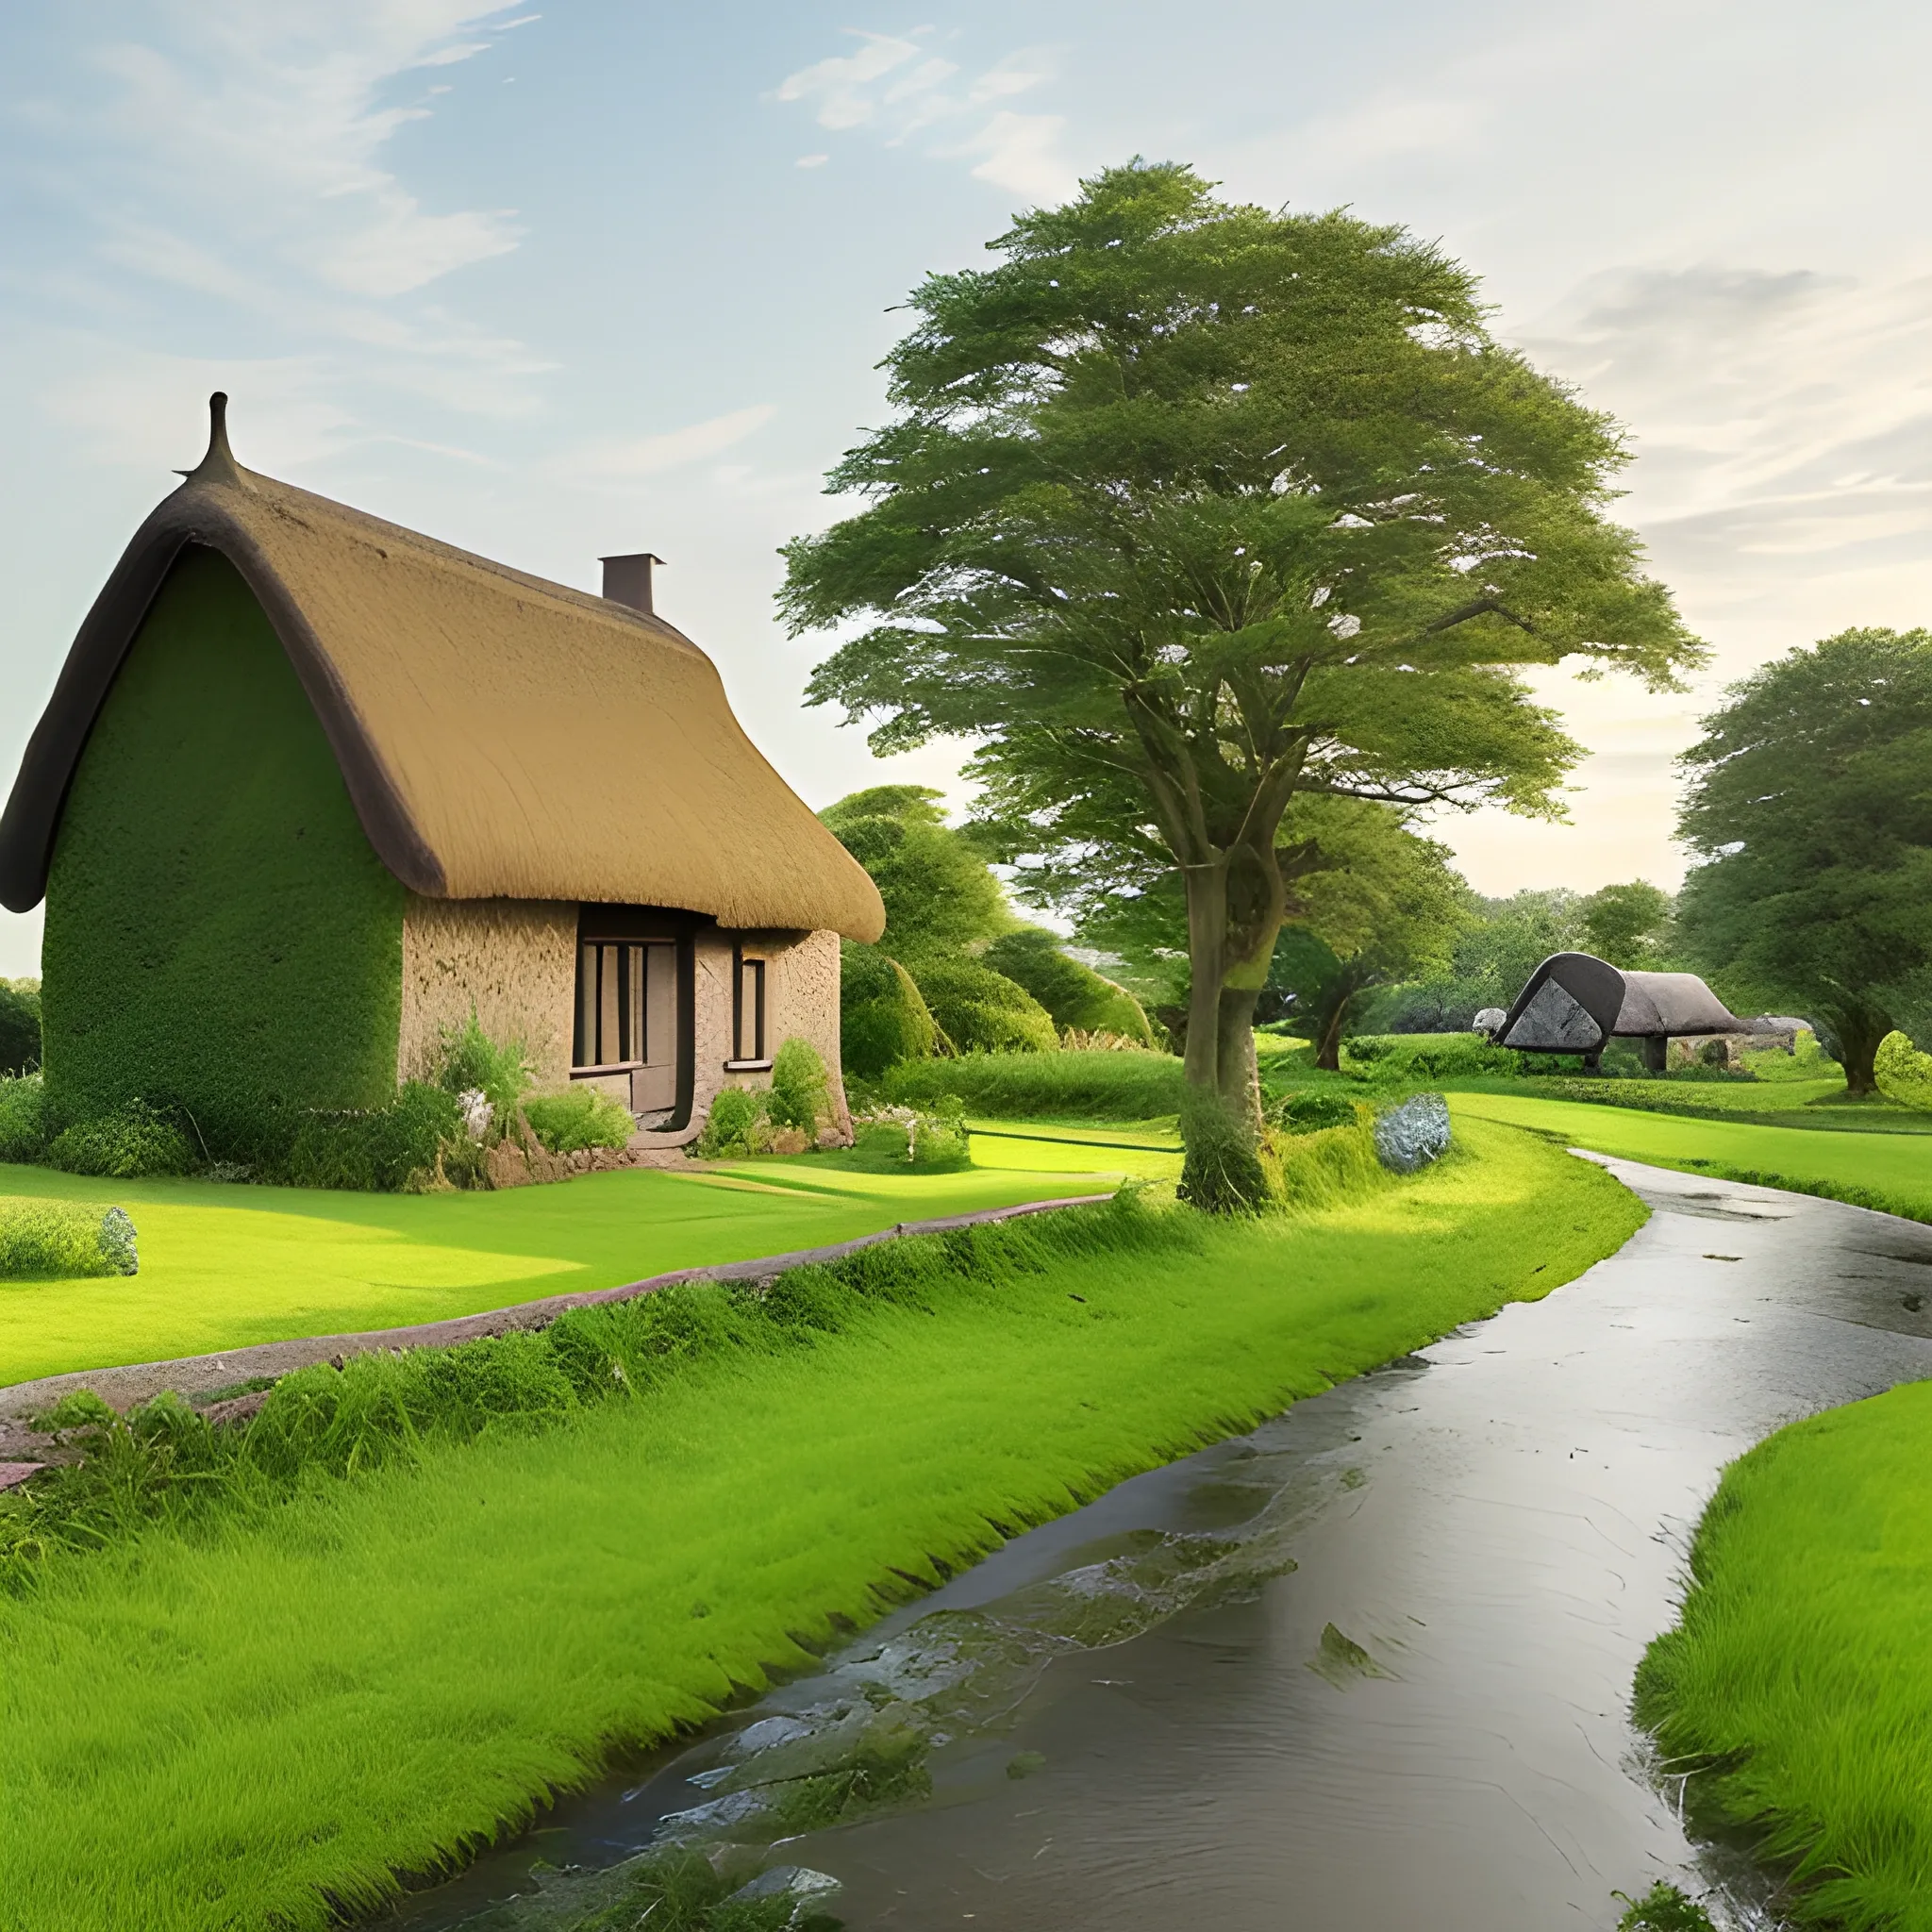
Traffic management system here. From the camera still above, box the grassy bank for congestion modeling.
[0,1118,1641,1931]
[1637,1382,1932,1928]
[1447,1091,1932,1224]
[0,1158,1115,1388]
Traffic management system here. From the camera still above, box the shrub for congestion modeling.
[1271,1091,1358,1135]
[1341,1033,1519,1080]
[1875,1030,1932,1108]
[841,942,942,1078]
[694,1086,764,1159]
[0,1074,47,1164]
[47,1099,196,1178]
[431,1010,533,1122]
[982,928,1155,1045]
[882,1048,1187,1121]
[0,1199,138,1279]
[769,1037,831,1134]
[1373,1093,1452,1173]
[907,958,1058,1055]
[522,1089,636,1156]
[0,981,40,1076]
[285,1082,462,1191]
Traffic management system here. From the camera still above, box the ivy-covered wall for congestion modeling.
[42,548,405,1158]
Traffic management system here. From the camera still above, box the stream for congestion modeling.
[389,1155,1932,1931]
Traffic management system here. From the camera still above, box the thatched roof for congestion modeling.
[1612,971,1740,1038]
[1490,951,1761,1053]
[0,396,885,941]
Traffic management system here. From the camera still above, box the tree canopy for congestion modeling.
[784,160,1704,1203]
[1676,627,1932,1092]
[1578,880,1674,969]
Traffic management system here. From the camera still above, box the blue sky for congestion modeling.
[4,2,1930,974]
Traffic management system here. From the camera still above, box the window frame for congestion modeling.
[725,941,771,1071]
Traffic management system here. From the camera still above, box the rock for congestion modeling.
[97,1206,138,1275]
[1373,1093,1452,1174]
[0,1461,45,1491]
[724,1864,843,1920]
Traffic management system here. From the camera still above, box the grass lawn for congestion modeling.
[1637,1382,1932,1929]
[0,1117,1641,1932]
[0,1153,1117,1389]
[1447,1090,1932,1224]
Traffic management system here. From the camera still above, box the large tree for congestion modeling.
[782,162,1702,1197]
[1676,627,1932,1095]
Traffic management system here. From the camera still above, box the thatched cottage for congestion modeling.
[0,395,883,1163]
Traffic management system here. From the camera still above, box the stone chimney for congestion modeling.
[600,552,664,616]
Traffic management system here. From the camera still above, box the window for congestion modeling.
[730,946,767,1067]
[574,939,675,1074]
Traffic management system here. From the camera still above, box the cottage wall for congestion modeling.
[623,925,851,1164]
[398,895,576,1088]
[41,550,406,1159]
[399,904,849,1162]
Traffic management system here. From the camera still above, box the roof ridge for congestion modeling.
[189,465,704,657]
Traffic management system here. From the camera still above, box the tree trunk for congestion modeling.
[1217,984,1262,1124]
[1180,859,1230,1094]
[1314,995,1350,1072]
[1823,1000,1890,1098]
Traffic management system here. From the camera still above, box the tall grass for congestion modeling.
[0,1118,1641,1932]
[1636,1381,1932,1928]
[880,1047,1186,1120]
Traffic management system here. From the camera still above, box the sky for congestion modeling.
[2,1,1929,975]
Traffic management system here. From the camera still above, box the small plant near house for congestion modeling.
[768,1037,831,1137]
[431,1009,535,1130]
[694,1086,765,1159]
[522,1088,636,1156]
[285,1083,463,1192]
[46,1098,197,1179]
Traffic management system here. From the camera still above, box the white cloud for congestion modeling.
[86,4,528,305]
[772,32,1074,199]
[774,32,927,130]
[949,110,1076,200]
[795,153,830,169]
[565,405,778,481]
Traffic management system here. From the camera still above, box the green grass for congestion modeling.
[0,1117,1641,1931]
[1446,1091,1932,1224]
[0,1157,1119,1389]
[1636,1381,1932,1929]
[878,1047,1188,1119]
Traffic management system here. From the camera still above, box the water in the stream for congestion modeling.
[386,1157,1932,1932]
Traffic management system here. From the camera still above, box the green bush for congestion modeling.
[0,1199,138,1280]
[841,942,942,1078]
[909,957,1058,1056]
[0,1074,47,1164]
[47,1099,196,1179]
[1271,1091,1358,1135]
[882,1048,1187,1120]
[694,1086,764,1159]
[982,929,1155,1044]
[0,981,41,1076]
[431,1010,533,1121]
[1875,1030,1932,1108]
[1341,1033,1520,1080]
[285,1083,461,1191]
[769,1037,831,1134]
[522,1089,636,1156]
